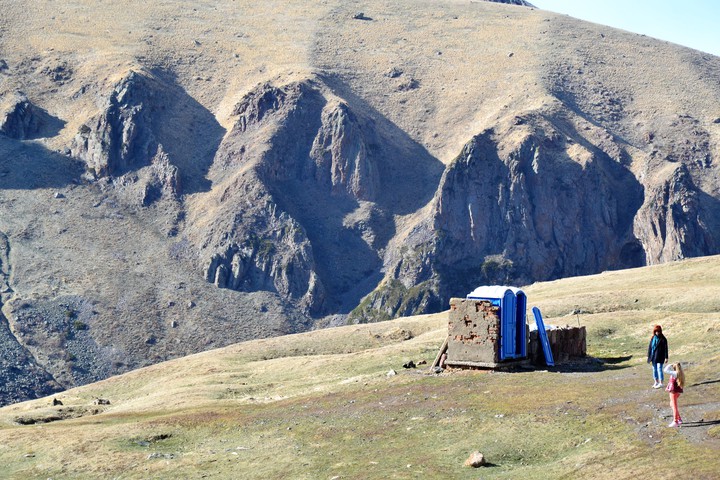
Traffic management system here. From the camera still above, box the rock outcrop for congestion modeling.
[195,78,442,316]
[0,232,11,304]
[636,164,718,262]
[69,69,224,199]
[202,201,325,315]
[350,107,718,322]
[71,71,159,178]
[111,145,181,208]
[431,114,644,281]
[0,92,63,140]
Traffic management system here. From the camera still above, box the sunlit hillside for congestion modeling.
[1,256,719,479]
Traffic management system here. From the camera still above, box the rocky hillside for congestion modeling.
[1,0,719,404]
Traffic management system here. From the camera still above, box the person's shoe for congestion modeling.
[653,383,663,389]
[678,418,683,425]
[668,421,679,427]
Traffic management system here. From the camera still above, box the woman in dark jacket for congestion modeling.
[647,325,669,388]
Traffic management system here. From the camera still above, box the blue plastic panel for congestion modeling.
[501,290,516,359]
[516,292,527,357]
[532,306,554,367]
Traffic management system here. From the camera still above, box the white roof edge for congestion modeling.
[466,285,525,299]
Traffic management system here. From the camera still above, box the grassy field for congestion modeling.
[1,256,719,479]
[2,0,720,416]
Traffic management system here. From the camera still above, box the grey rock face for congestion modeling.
[0,93,64,140]
[110,145,181,208]
[68,69,219,209]
[229,81,382,202]
[203,209,325,315]
[71,71,157,178]
[349,108,719,322]
[432,119,643,282]
[310,102,379,201]
[197,79,442,316]
[0,232,11,304]
[141,146,181,205]
[636,164,718,262]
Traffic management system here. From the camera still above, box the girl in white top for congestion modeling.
[664,363,685,427]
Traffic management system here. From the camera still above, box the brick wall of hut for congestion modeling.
[447,297,502,364]
[529,325,586,365]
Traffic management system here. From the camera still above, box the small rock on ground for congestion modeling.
[464,451,486,468]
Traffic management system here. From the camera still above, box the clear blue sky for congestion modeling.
[531,0,720,57]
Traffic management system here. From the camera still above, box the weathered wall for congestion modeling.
[529,325,586,365]
[447,297,501,364]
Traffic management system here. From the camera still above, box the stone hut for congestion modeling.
[446,286,528,368]
[441,286,587,369]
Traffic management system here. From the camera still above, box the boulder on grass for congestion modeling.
[464,451,486,468]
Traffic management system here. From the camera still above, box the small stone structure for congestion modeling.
[444,296,586,369]
[528,325,586,365]
[446,297,527,368]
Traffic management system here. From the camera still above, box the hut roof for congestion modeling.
[467,285,524,299]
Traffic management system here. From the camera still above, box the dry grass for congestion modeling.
[1,256,719,479]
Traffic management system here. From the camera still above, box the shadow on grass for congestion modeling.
[681,419,720,427]
[447,356,635,374]
[690,379,720,387]
[538,355,634,373]
[598,355,634,364]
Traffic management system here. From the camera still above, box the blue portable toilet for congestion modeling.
[467,285,527,361]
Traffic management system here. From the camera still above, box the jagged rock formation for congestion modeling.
[0,0,719,404]
[71,71,165,179]
[195,79,442,316]
[0,232,11,304]
[350,110,648,321]
[636,164,718,262]
[0,92,64,140]
[69,69,220,198]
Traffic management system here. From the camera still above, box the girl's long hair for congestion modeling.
[675,363,685,388]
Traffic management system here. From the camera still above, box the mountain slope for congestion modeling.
[0,255,719,479]
[0,0,719,403]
